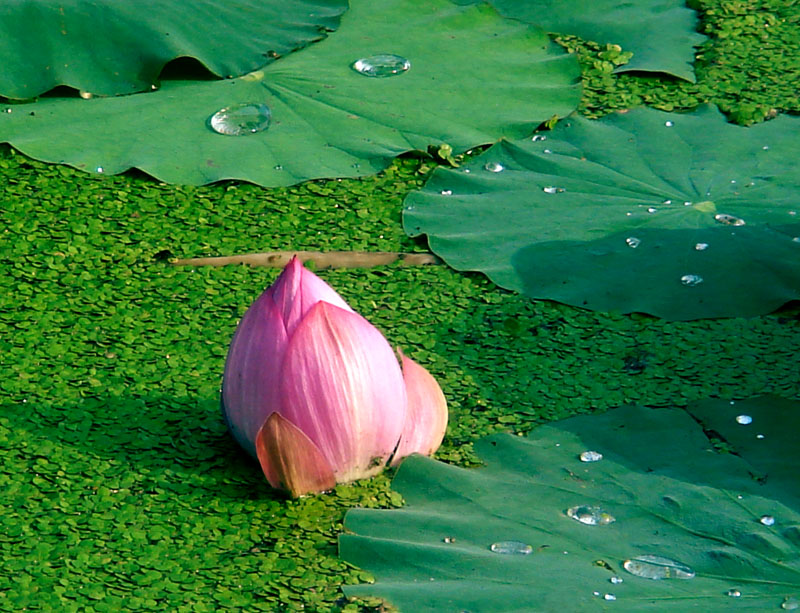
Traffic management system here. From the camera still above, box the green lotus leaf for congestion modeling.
[0,0,347,99]
[404,105,800,320]
[341,399,800,612]
[453,0,706,81]
[0,0,580,187]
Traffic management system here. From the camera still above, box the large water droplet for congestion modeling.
[440,190,453,196]
[680,274,703,287]
[532,134,547,142]
[625,237,641,248]
[543,186,565,194]
[647,207,657,213]
[736,414,753,425]
[665,121,674,127]
[580,450,603,462]
[351,54,410,78]
[783,597,800,610]
[715,213,746,226]
[695,242,709,251]
[760,515,776,526]
[209,103,271,136]
[490,540,533,555]
[662,199,672,205]
[604,594,617,601]
[727,589,742,598]
[567,505,616,526]
[623,555,695,580]
[484,162,505,173]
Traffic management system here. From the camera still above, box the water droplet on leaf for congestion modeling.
[580,450,603,462]
[484,162,504,173]
[695,243,709,251]
[351,54,411,77]
[625,237,641,248]
[532,134,547,142]
[543,149,553,154]
[566,505,616,526]
[680,274,703,287]
[543,186,565,194]
[647,207,657,213]
[727,589,742,597]
[443,536,456,543]
[756,434,765,439]
[490,541,533,555]
[715,213,746,226]
[440,190,452,196]
[662,199,672,205]
[760,515,775,526]
[209,103,271,136]
[736,414,753,425]
[665,121,674,127]
[610,577,623,585]
[783,597,800,610]
[623,555,695,580]
[96,167,104,173]
[604,594,617,601]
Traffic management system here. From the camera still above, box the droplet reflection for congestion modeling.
[760,515,776,526]
[209,103,271,136]
[566,505,616,526]
[680,274,703,287]
[736,414,753,425]
[623,554,695,580]
[484,162,504,173]
[715,213,746,226]
[351,54,410,78]
[580,451,603,462]
[490,541,533,555]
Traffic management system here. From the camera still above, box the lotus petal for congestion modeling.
[256,412,336,497]
[392,353,448,463]
[222,294,288,456]
[268,256,352,336]
[279,301,407,483]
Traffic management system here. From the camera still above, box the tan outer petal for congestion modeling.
[255,412,337,497]
[391,353,448,464]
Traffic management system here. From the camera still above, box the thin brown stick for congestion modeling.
[171,250,442,269]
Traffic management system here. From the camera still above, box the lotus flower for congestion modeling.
[222,257,448,497]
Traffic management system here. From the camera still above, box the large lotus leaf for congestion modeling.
[453,0,705,81]
[403,105,800,320]
[341,400,800,612]
[688,396,800,512]
[0,0,580,187]
[0,0,347,99]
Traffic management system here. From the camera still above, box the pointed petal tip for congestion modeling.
[255,412,337,497]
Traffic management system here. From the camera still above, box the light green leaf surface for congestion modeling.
[0,0,347,99]
[454,0,706,81]
[404,105,800,320]
[341,400,800,612]
[0,0,580,187]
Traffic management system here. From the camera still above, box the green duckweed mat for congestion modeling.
[2,0,799,610]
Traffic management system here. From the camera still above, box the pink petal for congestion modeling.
[268,256,352,336]
[278,301,407,483]
[256,412,336,497]
[392,353,448,463]
[222,293,288,457]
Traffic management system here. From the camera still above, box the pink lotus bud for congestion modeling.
[222,257,448,496]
